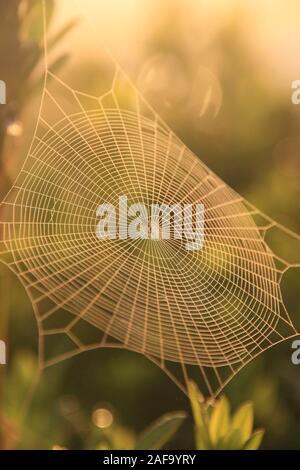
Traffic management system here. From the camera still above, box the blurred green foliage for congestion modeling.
[0,0,74,163]
[0,0,299,450]
[4,352,263,450]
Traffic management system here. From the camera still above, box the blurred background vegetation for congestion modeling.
[0,0,300,449]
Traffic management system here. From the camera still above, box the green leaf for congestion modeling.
[209,396,230,446]
[232,401,253,444]
[188,381,211,450]
[135,412,186,450]
[243,430,264,450]
[24,0,55,42]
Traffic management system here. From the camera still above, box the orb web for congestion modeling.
[0,1,299,398]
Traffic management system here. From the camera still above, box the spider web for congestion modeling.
[0,1,299,398]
